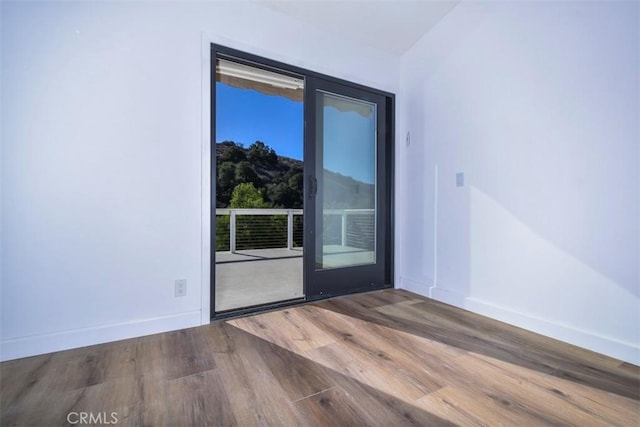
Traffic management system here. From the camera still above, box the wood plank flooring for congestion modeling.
[1,289,638,426]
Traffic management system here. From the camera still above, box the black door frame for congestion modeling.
[304,77,390,300]
[210,44,394,319]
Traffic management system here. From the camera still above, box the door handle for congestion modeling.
[309,175,317,198]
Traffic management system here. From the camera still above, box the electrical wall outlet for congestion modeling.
[175,279,187,297]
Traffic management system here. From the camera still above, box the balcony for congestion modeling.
[214,208,375,311]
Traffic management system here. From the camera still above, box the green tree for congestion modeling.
[219,141,246,162]
[216,215,231,251]
[287,170,304,208]
[229,182,268,208]
[228,183,274,250]
[216,161,236,207]
[247,141,277,166]
[235,161,261,189]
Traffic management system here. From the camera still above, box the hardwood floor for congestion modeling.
[1,289,638,426]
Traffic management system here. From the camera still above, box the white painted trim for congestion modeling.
[399,277,468,308]
[0,311,202,362]
[430,286,467,307]
[396,279,638,364]
[466,297,640,365]
[200,32,212,325]
[399,276,431,295]
[430,164,439,295]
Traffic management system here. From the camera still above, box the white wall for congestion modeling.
[0,1,398,360]
[397,1,639,364]
[4,0,637,366]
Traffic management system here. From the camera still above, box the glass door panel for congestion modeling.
[316,91,377,270]
[214,57,305,313]
[305,78,390,299]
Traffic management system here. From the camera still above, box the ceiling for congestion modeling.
[258,0,461,56]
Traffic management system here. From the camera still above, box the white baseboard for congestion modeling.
[398,276,430,295]
[429,286,467,307]
[394,278,639,365]
[399,277,468,308]
[0,311,202,362]
[465,297,640,366]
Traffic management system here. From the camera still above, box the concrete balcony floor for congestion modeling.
[214,246,374,312]
[215,248,303,312]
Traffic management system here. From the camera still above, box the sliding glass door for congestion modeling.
[304,78,390,299]
[212,45,393,316]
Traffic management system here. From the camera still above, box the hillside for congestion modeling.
[215,141,374,209]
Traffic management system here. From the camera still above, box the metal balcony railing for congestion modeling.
[215,209,303,253]
[323,209,375,250]
[215,208,375,253]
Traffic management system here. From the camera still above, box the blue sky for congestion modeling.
[323,107,375,184]
[216,83,303,160]
[216,83,375,184]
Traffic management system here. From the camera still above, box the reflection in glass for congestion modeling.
[316,91,376,269]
